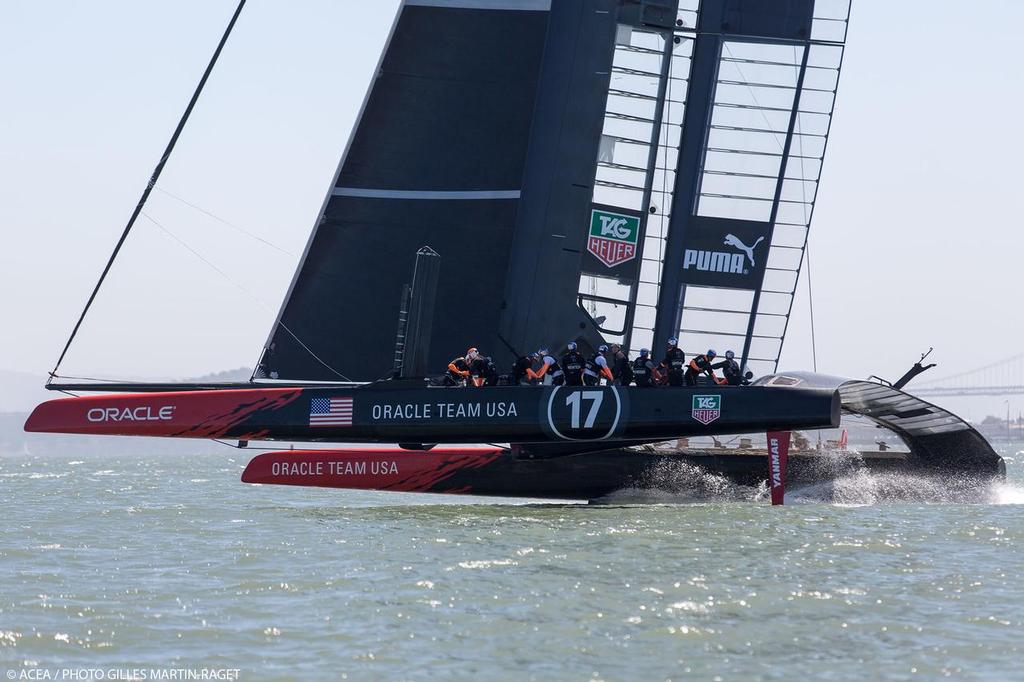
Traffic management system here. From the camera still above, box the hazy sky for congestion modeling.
[2,1,1022,417]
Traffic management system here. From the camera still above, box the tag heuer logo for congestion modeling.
[587,208,639,268]
[691,394,721,425]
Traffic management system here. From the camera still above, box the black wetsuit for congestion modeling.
[560,350,586,386]
[470,357,499,386]
[632,356,656,387]
[445,357,470,386]
[512,356,535,385]
[714,358,743,386]
[610,349,631,386]
[583,353,608,386]
[537,356,564,386]
[662,348,686,387]
[685,354,716,386]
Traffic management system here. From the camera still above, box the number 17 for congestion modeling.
[566,390,603,429]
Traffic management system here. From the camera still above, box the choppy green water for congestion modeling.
[2,449,1023,680]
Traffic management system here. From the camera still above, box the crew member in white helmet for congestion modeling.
[583,345,614,386]
[531,348,564,386]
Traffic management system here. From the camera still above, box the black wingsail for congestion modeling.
[259,0,850,383]
[259,0,552,382]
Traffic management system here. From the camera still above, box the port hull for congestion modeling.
[240,445,1005,501]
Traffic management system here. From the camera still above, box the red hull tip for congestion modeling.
[22,389,302,438]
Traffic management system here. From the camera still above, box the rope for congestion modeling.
[142,213,352,382]
[794,44,817,373]
[49,0,248,382]
[153,186,295,256]
[806,244,818,372]
[722,44,788,150]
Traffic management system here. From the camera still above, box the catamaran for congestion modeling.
[25,0,1004,503]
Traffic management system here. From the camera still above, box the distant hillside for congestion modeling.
[0,368,253,455]
[188,367,254,383]
[0,367,253,412]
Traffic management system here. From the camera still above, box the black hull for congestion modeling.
[241,444,1006,502]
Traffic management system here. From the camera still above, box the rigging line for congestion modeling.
[806,244,818,373]
[658,51,673,288]
[141,212,352,382]
[795,43,816,374]
[721,43,788,152]
[49,373,133,383]
[212,439,297,451]
[152,186,295,257]
[48,0,248,382]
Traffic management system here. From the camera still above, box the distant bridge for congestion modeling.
[907,354,1024,397]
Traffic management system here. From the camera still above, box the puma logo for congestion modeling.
[723,234,764,267]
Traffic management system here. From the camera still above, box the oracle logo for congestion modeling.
[86,406,176,423]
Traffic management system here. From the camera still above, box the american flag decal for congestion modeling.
[309,397,353,427]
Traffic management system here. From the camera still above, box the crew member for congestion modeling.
[560,342,586,386]
[661,338,686,387]
[713,350,744,386]
[584,345,615,386]
[513,353,538,385]
[445,348,475,387]
[470,353,499,387]
[532,348,564,386]
[631,348,661,387]
[685,349,720,386]
[483,356,500,386]
[609,343,631,386]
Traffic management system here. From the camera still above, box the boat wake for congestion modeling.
[599,456,1023,506]
[786,471,1021,505]
[606,460,763,504]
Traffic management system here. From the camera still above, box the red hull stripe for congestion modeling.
[24,389,302,439]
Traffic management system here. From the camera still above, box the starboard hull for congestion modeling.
[25,384,840,444]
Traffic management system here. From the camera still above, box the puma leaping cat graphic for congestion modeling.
[723,234,764,268]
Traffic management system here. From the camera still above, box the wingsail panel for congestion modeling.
[259,0,850,384]
[262,2,550,381]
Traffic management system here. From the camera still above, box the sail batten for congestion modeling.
[331,188,522,200]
